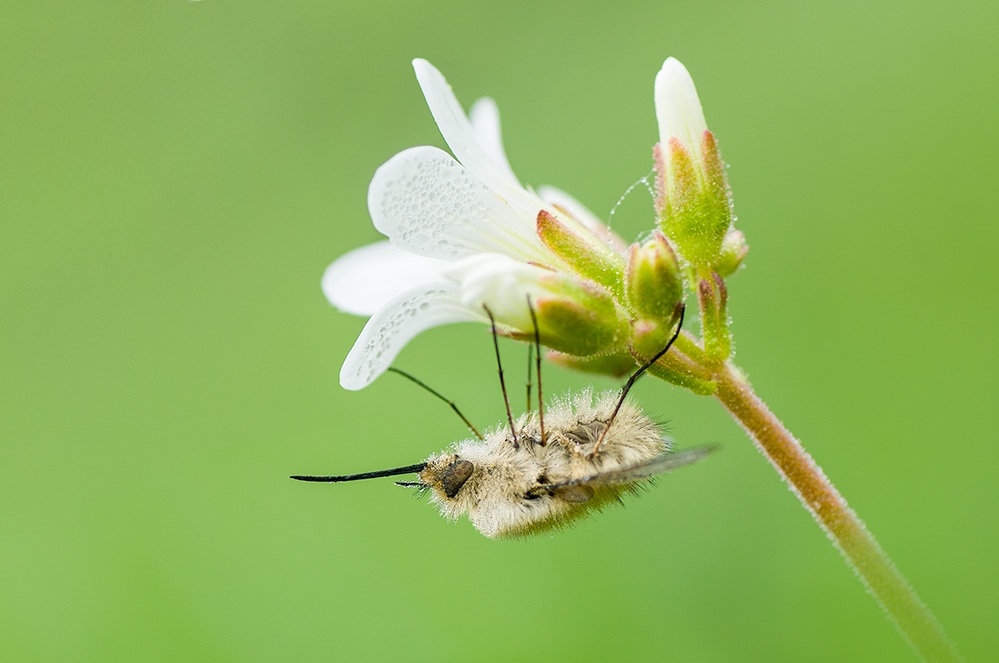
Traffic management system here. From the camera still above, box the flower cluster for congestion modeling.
[324,58,745,390]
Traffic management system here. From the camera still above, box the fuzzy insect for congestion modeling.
[293,304,714,538]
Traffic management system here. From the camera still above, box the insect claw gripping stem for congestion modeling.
[591,303,686,457]
[483,304,519,449]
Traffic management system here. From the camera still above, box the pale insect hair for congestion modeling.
[292,299,715,538]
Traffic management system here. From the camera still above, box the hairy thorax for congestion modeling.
[419,389,667,538]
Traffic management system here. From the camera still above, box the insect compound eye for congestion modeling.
[441,459,474,498]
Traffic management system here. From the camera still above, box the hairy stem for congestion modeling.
[710,362,960,662]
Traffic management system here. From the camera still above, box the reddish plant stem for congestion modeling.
[712,362,961,662]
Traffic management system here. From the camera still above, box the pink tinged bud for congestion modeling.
[716,229,749,278]
[655,133,732,268]
[653,58,734,269]
[536,209,626,294]
[664,137,700,209]
[697,272,731,361]
[701,130,729,207]
[625,230,683,325]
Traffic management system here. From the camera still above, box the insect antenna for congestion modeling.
[290,463,427,483]
[482,304,519,448]
[388,367,484,441]
[526,296,546,445]
[591,302,686,456]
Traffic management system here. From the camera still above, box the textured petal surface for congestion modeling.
[413,59,522,193]
[654,58,708,162]
[368,146,549,263]
[322,241,450,316]
[339,282,483,390]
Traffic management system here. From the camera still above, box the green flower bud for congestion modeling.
[653,58,734,269]
[697,272,731,361]
[546,350,636,377]
[715,229,749,278]
[525,281,629,356]
[625,230,683,324]
[654,138,732,269]
[631,318,672,358]
[536,209,626,294]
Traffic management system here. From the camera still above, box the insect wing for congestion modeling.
[543,445,718,491]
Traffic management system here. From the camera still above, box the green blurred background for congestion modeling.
[2,1,996,660]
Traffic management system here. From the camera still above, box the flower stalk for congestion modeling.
[699,360,962,662]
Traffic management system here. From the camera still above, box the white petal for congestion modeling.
[368,146,549,263]
[413,59,522,193]
[468,97,519,187]
[444,253,552,330]
[654,58,708,162]
[339,282,483,390]
[322,241,450,316]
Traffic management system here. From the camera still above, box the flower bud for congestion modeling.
[529,293,627,356]
[653,58,734,269]
[545,350,636,377]
[715,229,749,278]
[536,209,625,293]
[625,230,683,325]
[697,272,730,361]
[631,318,671,358]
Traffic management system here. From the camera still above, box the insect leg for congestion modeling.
[482,304,519,448]
[591,302,686,456]
[526,296,546,445]
[388,367,484,440]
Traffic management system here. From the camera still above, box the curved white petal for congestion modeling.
[468,97,519,186]
[654,58,708,162]
[368,146,549,263]
[322,241,450,316]
[339,282,483,390]
[413,59,522,193]
[445,253,553,330]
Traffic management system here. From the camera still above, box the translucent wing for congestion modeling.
[542,445,718,491]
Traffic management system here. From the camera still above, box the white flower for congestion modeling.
[654,57,709,170]
[652,57,733,269]
[324,59,615,390]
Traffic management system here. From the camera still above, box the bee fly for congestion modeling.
[293,303,715,538]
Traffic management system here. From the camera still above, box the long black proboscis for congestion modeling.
[290,463,427,483]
